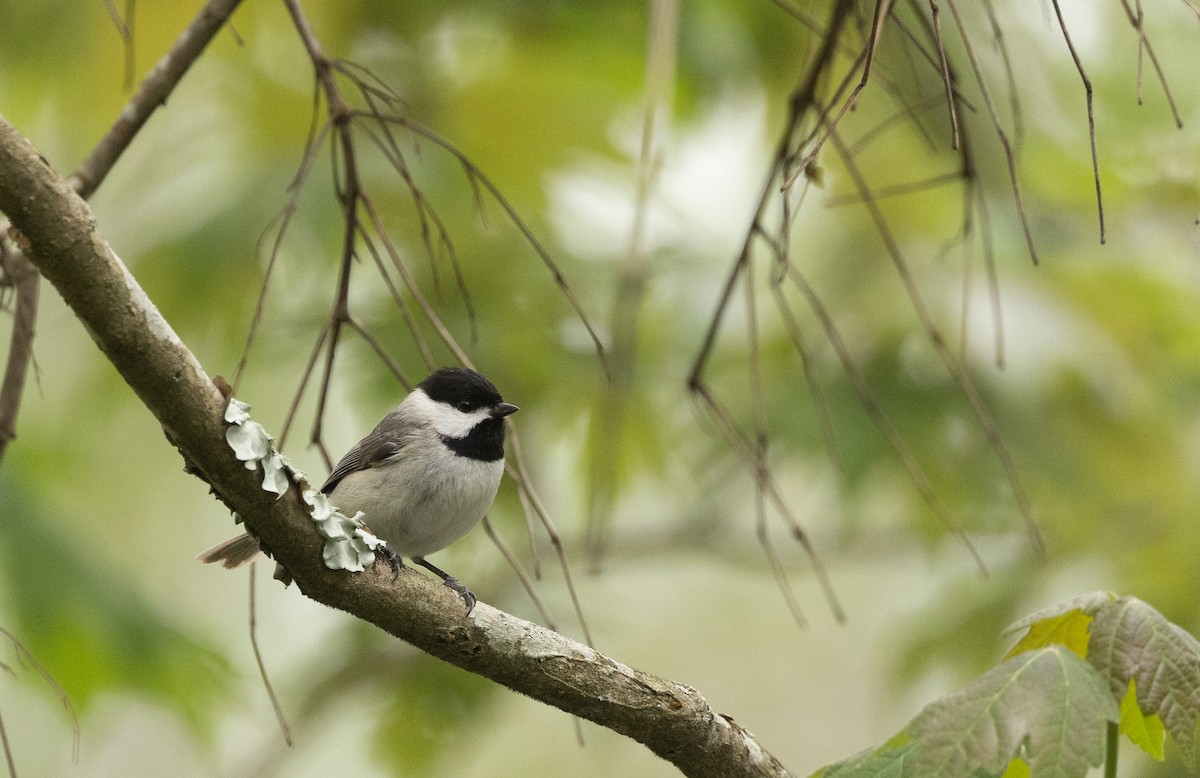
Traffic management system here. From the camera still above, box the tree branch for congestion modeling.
[0,115,792,778]
[0,0,244,467]
[70,0,245,199]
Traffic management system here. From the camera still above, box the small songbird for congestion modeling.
[198,367,518,613]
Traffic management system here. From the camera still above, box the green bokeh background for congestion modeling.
[2,2,1199,776]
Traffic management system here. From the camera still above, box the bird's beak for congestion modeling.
[492,402,519,419]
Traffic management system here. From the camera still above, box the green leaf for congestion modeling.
[1087,596,1200,767]
[1004,592,1116,641]
[811,738,918,778]
[1119,678,1165,761]
[1004,608,1093,661]
[909,646,1118,778]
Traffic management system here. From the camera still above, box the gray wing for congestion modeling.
[320,407,420,494]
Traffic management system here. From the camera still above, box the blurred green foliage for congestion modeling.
[2,1,1200,776]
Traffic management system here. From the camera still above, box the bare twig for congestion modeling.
[926,1,961,148]
[692,0,855,382]
[0,703,14,778]
[746,248,810,628]
[363,113,610,379]
[943,0,1039,264]
[980,0,1024,145]
[1048,0,1106,244]
[71,0,244,199]
[824,170,961,207]
[233,104,332,390]
[505,425,595,646]
[1117,0,1185,128]
[769,283,843,469]
[0,626,79,764]
[688,0,856,622]
[830,131,1042,552]
[783,0,896,191]
[0,249,38,463]
[248,567,293,747]
[691,382,845,622]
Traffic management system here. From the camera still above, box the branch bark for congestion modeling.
[0,115,793,778]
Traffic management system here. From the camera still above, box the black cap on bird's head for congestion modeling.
[420,367,519,418]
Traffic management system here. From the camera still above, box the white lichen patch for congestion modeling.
[224,396,385,572]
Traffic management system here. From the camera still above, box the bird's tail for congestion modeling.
[196,533,263,568]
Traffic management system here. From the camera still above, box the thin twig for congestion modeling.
[746,247,810,629]
[0,626,79,763]
[356,222,437,371]
[279,321,330,451]
[980,0,1024,145]
[830,131,1042,552]
[362,113,610,380]
[1117,0,1185,128]
[248,566,293,746]
[505,426,595,646]
[691,0,855,386]
[0,703,14,778]
[70,0,244,199]
[926,1,961,149]
[692,383,845,622]
[973,177,1006,369]
[824,170,961,207]
[1048,0,1106,244]
[0,250,38,464]
[482,518,556,629]
[783,0,896,191]
[846,93,961,157]
[233,100,333,391]
[943,0,1039,265]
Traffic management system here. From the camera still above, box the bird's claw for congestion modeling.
[442,576,477,616]
[374,545,404,581]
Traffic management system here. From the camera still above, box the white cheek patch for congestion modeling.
[406,389,492,439]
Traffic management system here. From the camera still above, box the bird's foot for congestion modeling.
[374,545,405,581]
[413,557,477,615]
[441,576,477,616]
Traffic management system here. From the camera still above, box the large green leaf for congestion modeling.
[909,646,1117,778]
[1086,596,1200,768]
[816,645,1120,778]
[814,738,918,778]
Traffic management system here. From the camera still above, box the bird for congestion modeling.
[198,366,518,614]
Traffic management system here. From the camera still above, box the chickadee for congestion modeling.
[198,366,518,613]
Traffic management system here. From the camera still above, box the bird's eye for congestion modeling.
[456,400,474,412]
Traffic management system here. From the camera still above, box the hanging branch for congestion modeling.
[1048,0,1106,244]
[0,246,37,463]
[828,131,1043,552]
[943,0,1039,265]
[926,0,961,148]
[1116,0,1185,128]
[782,0,896,191]
[689,0,857,622]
